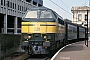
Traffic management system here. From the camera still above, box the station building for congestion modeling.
[71,6,90,28]
[0,0,43,34]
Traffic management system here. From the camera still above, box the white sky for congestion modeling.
[43,0,89,20]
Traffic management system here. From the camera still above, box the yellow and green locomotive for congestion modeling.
[21,7,65,54]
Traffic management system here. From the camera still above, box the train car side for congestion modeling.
[65,21,86,43]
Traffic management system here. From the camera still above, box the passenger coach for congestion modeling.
[65,21,86,42]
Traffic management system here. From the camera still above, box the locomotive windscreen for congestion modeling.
[25,11,37,18]
[24,10,53,19]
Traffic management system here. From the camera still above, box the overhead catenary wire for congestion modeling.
[49,0,79,21]
[60,0,89,15]
[61,0,70,9]
[49,0,89,21]
[49,0,72,15]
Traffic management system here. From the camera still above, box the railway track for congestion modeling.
[1,52,51,60]
[23,54,51,60]
[23,56,51,60]
[1,52,29,60]
[25,40,82,60]
[24,58,51,60]
[1,40,81,60]
[23,45,65,60]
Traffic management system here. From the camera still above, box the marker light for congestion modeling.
[24,35,28,39]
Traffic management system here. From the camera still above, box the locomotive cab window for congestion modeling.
[40,10,52,18]
[23,10,53,19]
[58,18,64,25]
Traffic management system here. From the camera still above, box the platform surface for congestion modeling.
[54,41,90,60]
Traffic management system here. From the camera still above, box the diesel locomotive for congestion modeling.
[21,7,86,54]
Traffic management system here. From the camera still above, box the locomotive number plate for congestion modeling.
[34,27,40,31]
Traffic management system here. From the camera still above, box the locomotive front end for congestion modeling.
[21,7,57,54]
[21,22,56,54]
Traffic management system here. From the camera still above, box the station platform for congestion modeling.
[51,41,90,60]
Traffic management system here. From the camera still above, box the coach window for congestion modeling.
[78,14,82,21]
[69,26,73,33]
[75,27,77,33]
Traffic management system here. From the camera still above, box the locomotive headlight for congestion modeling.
[28,36,31,39]
[24,35,31,39]
[44,36,46,39]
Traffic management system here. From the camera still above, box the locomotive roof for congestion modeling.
[27,6,64,20]
[29,6,52,10]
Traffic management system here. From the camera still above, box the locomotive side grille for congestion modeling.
[40,24,56,26]
[43,42,50,47]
